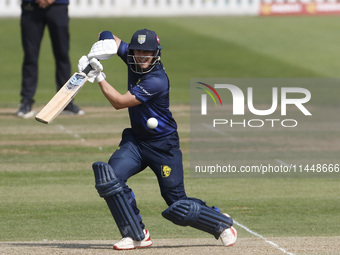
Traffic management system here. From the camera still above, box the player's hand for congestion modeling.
[88,39,117,60]
[78,55,97,83]
[88,58,106,83]
[78,56,104,83]
[78,55,90,72]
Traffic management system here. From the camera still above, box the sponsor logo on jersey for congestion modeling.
[137,84,154,96]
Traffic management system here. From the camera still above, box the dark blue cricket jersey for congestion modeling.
[117,41,177,140]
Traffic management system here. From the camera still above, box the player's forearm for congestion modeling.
[98,80,124,110]
[112,35,121,49]
[98,80,138,110]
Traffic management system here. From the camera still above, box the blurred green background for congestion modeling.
[1,16,339,108]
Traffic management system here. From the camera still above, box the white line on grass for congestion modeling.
[201,123,237,142]
[57,124,103,151]
[233,220,295,255]
[57,125,83,140]
[275,159,290,167]
[201,121,294,254]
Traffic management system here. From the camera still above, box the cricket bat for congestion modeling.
[35,64,92,124]
[35,31,116,124]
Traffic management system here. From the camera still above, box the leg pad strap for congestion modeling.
[162,199,233,239]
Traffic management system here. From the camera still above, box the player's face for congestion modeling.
[134,50,155,69]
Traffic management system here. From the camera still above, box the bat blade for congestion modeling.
[35,72,88,124]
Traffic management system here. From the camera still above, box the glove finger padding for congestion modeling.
[87,71,106,83]
[88,39,117,60]
[87,59,106,83]
[78,55,90,73]
[87,70,99,83]
[89,58,103,72]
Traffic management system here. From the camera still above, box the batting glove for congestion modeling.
[88,39,117,60]
[78,55,90,73]
[88,58,106,83]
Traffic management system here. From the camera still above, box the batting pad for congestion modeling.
[162,199,233,239]
[92,162,145,241]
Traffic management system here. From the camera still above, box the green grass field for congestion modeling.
[0,16,339,249]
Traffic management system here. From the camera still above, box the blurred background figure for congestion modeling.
[17,0,84,118]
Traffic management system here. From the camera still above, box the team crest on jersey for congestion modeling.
[161,165,171,178]
[138,35,146,44]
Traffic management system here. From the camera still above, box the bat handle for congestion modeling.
[82,64,92,75]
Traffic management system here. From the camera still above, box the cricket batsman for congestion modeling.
[78,29,237,250]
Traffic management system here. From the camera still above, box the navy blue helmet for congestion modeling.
[128,29,162,74]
